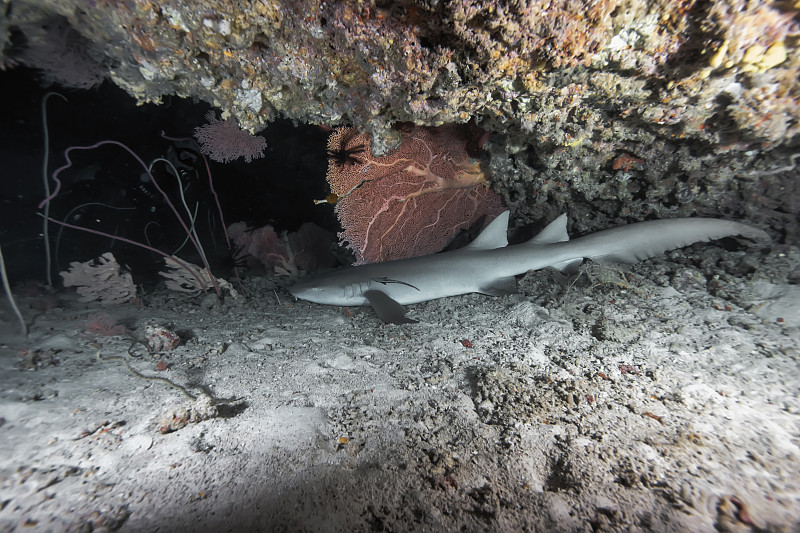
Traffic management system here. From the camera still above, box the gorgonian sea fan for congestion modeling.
[325,125,504,264]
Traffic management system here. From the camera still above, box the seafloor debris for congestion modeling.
[156,394,219,434]
[142,324,181,353]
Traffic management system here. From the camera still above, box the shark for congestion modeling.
[290,211,770,324]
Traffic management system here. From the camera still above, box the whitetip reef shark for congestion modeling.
[290,211,770,324]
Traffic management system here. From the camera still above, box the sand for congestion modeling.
[1,240,798,532]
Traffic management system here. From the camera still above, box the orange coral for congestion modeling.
[612,153,644,172]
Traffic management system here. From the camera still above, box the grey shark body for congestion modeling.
[290,211,769,324]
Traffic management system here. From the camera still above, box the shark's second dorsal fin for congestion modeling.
[464,211,510,251]
[529,214,580,272]
[528,214,569,245]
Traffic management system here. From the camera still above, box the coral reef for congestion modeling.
[2,0,798,240]
[157,394,218,434]
[142,324,181,352]
[324,125,504,264]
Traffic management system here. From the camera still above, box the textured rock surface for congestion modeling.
[3,0,798,240]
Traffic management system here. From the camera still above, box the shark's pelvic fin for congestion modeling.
[549,258,584,273]
[363,290,417,324]
[478,276,518,296]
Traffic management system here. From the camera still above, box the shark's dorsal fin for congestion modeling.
[464,211,509,251]
[528,214,569,245]
[528,214,581,272]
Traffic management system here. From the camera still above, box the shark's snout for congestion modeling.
[288,282,307,299]
[289,279,327,304]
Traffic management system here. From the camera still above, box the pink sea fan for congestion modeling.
[230,224,298,276]
[287,223,338,272]
[84,313,128,336]
[17,17,105,89]
[229,223,336,275]
[325,125,504,264]
[194,112,267,163]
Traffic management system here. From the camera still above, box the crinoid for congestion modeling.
[326,128,367,168]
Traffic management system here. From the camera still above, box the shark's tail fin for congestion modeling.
[576,218,771,264]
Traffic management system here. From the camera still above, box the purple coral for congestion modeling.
[193,112,267,164]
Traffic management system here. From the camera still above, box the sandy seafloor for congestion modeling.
[1,239,799,532]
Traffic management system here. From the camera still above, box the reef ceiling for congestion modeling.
[2,0,799,241]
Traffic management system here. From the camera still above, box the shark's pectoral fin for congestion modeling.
[478,276,518,296]
[363,290,417,324]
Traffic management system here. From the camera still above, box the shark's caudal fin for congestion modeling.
[577,217,771,264]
